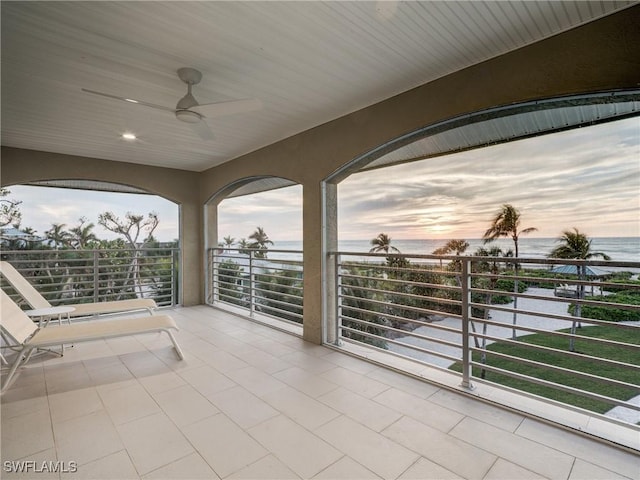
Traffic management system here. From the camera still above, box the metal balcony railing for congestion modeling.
[207,248,304,325]
[1,248,179,309]
[331,251,640,424]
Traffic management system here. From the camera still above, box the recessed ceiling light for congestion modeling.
[125,98,138,103]
[122,133,137,140]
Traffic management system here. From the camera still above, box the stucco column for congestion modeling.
[203,201,219,304]
[302,181,328,344]
[323,182,339,345]
[180,200,204,306]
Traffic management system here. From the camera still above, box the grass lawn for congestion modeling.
[450,324,640,414]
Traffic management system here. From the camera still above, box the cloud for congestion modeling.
[218,185,303,241]
[338,116,639,239]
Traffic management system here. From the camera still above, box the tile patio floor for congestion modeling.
[1,305,638,480]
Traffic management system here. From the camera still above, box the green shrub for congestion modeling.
[569,291,640,322]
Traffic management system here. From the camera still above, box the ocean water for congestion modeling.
[273,237,639,264]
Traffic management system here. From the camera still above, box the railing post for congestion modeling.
[93,250,99,303]
[335,253,343,346]
[249,251,255,317]
[207,249,215,305]
[171,249,177,307]
[460,258,474,390]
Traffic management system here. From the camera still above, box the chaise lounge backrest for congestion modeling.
[0,261,157,317]
[0,261,51,309]
[1,289,39,344]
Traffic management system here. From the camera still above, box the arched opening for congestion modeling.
[322,90,640,425]
[204,177,303,333]
[1,180,180,308]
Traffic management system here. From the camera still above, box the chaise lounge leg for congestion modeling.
[166,331,184,360]
[1,346,34,393]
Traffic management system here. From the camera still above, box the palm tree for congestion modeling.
[237,238,251,256]
[222,235,235,250]
[45,223,71,249]
[482,204,537,339]
[69,217,98,249]
[369,233,399,254]
[549,228,611,262]
[473,245,508,378]
[432,239,469,278]
[549,228,611,351]
[482,204,537,257]
[248,227,273,259]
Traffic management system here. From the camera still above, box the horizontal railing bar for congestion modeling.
[340,303,463,334]
[341,305,462,335]
[339,292,461,317]
[339,283,461,307]
[211,263,304,278]
[253,274,304,287]
[470,316,640,353]
[471,269,640,287]
[218,287,245,297]
[469,327,640,370]
[473,301,640,329]
[257,304,303,319]
[255,269,304,279]
[338,261,455,277]
[340,272,460,293]
[471,362,639,410]
[340,284,461,307]
[472,286,640,312]
[215,286,247,296]
[341,314,463,350]
[333,251,640,268]
[340,324,461,363]
[253,287,304,302]
[255,295,303,311]
[472,347,640,391]
[254,260,304,268]
[209,247,304,255]
[217,297,248,306]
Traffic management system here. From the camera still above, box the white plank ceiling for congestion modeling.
[1,1,635,172]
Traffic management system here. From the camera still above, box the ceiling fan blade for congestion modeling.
[81,88,176,113]
[190,118,215,141]
[193,98,262,118]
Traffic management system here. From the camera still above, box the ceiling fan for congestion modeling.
[82,67,262,140]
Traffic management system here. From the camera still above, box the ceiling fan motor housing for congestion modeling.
[175,109,202,123]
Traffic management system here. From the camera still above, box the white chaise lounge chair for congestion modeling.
[0,290,183,392]
[0,261,157,318]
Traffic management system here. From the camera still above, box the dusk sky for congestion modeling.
[6,185,180,243]
[6,116,639,243]
[336,116,639,240]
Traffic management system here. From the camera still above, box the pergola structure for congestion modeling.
[2,3,639,346]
